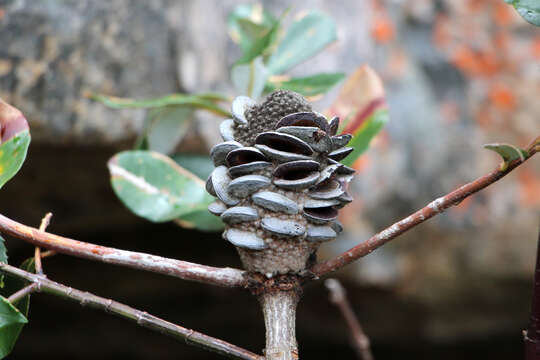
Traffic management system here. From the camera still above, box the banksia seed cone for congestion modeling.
[206,90,355,275]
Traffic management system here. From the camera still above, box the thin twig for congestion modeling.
[0,214,246,288]
[0,262,263,360]
[34,212,52,275]
[7,282,39,303]
[325,279,373,360]
[312,145,538,277]
[40,250,56,259]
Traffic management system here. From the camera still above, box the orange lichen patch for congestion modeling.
[475,51,501,76]
[451,46,478,75]
[371,16,395,44]
[493,31,510,51]
[488,84,516,110]
[493,2,513,26]
[531,37,540,60]
[433,15,450,47]
[468,0,490,12]
[518,168,540,207]
[451,46,501,77]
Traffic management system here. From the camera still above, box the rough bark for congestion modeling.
[259,289,300,360]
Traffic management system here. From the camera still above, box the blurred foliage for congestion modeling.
[326,66,388,167]
[0,132,30,190]
[0,99,30,190]
[0,239,34,359]
[0,297,27,358]
[108,151,220,230]
[265,73,345,97]
[91,4,389,233]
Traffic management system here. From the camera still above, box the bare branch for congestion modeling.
[38,212,52,231]
[312,144,538,277]
[325,279,373,360]
[259,290,299,360]
[0,262,262,360]
[34,212,52,275]
[7,282,39,303]
[0,214,246,288]
[40,250,56,258]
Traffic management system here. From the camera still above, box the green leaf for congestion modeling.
[235,20,280,65]
[528,135,540,152]
[172,154,214,180]
[0,131,30,189]
[141,106,194,155]
[0,258,34,359]
[266,11,337,75]
[0,237,6,266]
[196,93,231,102]
[341,108,389,167]
[227,4,277,53]
[0,296,27,358]
[89,93,231,117]
[108,151,212,223]
[265,73,345,96]
[505,0,540,26]
[234,8,290,66]
[484,143,529,171]
[231,56,268,99]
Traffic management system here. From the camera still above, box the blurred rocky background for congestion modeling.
[0,0,539,359]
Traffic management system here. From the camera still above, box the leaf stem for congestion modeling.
[0,262,262,360]
[325,279,373,360]
[34,212,52,275]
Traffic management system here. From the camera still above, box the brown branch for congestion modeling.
[312,144,538,277]
[0,214,246,288]
[325,279,373,360]
[40,250,56,258]
[34,212,52,275]
[0,263,262,360]
[259,290,300,360]
[7,282,39,303]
